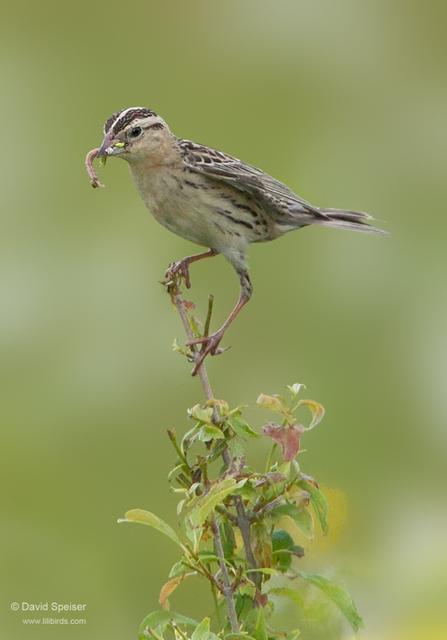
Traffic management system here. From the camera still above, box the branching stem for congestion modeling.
[168,278,239,632]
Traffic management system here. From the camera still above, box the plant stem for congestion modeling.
[211,517,239,632]
[265,443,277,473]
[220,448,258,580]
[170,283,216,403]
[167,428,190,467]
[169,277,262,598]
[234,496,261,589]
[169,279,239,632]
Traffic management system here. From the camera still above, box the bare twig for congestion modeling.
[167,279,215,405]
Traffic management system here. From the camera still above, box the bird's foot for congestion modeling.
[188,330,228,375]
[164,259,191,289]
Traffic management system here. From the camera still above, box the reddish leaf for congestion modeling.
[255,591,269,607]
[263,423,305,461]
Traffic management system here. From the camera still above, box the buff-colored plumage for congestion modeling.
[86,107,385,372]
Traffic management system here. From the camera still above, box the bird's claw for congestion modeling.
[165,260,191,289]
[188,331,227,375]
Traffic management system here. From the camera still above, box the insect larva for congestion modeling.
[85,148,104,189]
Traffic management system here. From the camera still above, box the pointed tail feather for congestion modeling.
[315,208,388,235]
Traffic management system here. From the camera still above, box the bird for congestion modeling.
[86,106,385,374]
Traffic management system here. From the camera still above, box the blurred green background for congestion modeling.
[1,1,446,638]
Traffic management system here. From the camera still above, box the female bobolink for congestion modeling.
[86,107,385,373]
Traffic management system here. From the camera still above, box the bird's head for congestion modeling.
[96,107,173,164]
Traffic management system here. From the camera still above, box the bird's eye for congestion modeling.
[128,126,142,139]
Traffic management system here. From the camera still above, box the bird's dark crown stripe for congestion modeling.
[104,107,157,135]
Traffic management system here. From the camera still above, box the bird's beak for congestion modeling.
[96,132,127,158]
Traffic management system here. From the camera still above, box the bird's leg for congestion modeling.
[189,270,252,375]
[165,249,218,289]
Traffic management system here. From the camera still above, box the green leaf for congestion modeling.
[189,404,214,423]
[118,509,183,548]
[188,314,202,339]
[272,503,314,539]
[226,634,257,640]
[298,572,363,632]
[183,516,203,552]
[176,499,186,516]
[197,425,225,442]
[234,480,256,501]
[138,610,198,639]
[247,567,278,576]
[220,519,236,560]
[299,480,329,535]
[189,478,246,527]
[277,461,292,476]
[168,463,189,483]
[253,522,273,568]
[191,616,211,638]
[235,594,255,625]
[238,583,256,599]
[271,532,293,572]
[272,548,293,567]
[269,586,305,608]
[191,617,220,640]
[168,560,187,578]
[253,608,267,640]
[269,500,303,523]
[197,551,221,565]
[181,425,200,455]
[228,414,259,439]
[228,437,245,459]
[272,529,294,551]
[290,507,313,539]
[172,339,192,357]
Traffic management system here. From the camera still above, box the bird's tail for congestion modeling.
[314,208,387,235]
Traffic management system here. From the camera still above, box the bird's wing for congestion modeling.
[178,139,327,219]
